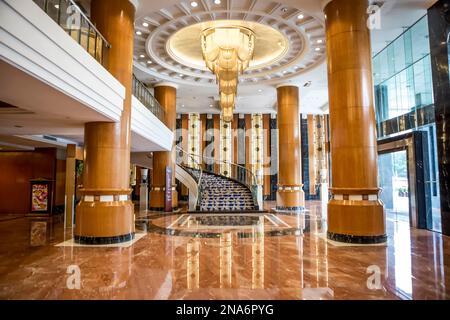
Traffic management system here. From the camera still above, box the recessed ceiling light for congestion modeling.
[190,1,198,7]
[140,54,145,58]
[315,47,321,51]
[297,13,304,19]
[142,22,149,27]
[317,39,323,44]
[136,31,142,36]
[147,60,152,64]
[179,74,183,77]
[54,4,59,9]
[181,104,185,107]
[283,70,287,74]
[214,0,221,4]
[209,104,213,107]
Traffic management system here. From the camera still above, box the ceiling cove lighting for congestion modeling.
[201,26,255,122]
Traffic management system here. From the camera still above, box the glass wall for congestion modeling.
[373,15,441,232]
[373,16,433,123]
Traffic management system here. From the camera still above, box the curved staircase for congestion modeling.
[198,170,258,212]
[176,148,261,213]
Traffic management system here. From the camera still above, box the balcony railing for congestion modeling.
[132,75,165,122]
[33,0,110,66]
[34,0,165,123]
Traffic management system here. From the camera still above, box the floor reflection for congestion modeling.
[0,201,448,299]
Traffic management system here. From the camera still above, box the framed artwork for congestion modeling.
[30,180,52,213]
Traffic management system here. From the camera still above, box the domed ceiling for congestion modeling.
[132,0,329,114]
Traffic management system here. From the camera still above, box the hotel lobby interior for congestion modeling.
[0,0,450,303]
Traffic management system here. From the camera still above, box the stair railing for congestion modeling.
[175,146,261,210]
[175,146,203,208]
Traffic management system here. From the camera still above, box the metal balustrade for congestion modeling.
[33,0,166,122]
[132,75,165,122]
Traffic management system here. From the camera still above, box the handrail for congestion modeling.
[33,0,110,65]
[132,74,165,122]
[176,146,203,208]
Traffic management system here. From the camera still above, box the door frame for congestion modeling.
[378,131,432,230]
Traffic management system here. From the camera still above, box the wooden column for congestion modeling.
[325,0,386,243]
[64,144,76,228]
[276,85,305,211]
[75,0,135,244]
[150,84,178,211]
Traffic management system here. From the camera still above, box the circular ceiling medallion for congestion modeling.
[167,20,289,72]
[133,0,326,87]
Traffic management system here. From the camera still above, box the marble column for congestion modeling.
[324,0,386,243]
[428,0,450,236]
[74,0,136,244]
[150,83,178,211]
[276,85,305,211]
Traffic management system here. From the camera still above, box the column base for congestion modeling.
[74,233,135,245]
[327,199,386,244]
[276,189,305,211]
[327,231,386,244]
[75,199,135,244]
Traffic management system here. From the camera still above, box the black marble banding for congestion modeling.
[74,233,135,245]
[327,231,387,244]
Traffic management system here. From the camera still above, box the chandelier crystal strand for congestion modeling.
[201,26,255,122]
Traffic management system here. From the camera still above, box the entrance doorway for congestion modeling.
[378,150,409,224]
[378,130,441,232]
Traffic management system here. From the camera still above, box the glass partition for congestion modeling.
[373,15,433,125]
[33,0,110,66]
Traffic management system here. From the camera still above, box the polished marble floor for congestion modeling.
[0,201,449,300]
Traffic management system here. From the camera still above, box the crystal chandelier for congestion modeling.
[201,26,255,122]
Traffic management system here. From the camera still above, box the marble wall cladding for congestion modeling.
[301,116,320,201]
[377,104,435,138]
[237,117,246,182]
[413,131,433,230]
[428,0,450,236]
[205,117,215,172]
[269,117,278,201]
